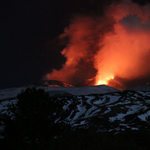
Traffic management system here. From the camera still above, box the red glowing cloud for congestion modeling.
[44,0,150,89]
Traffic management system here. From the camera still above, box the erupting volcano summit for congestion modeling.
[43,0,150,90]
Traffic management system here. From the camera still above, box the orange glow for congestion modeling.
[44,0,150,89]
[96,75,114,85]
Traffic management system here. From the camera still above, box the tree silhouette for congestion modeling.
[1,88,70,149]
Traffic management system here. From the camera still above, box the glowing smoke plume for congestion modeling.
[45,0,150,89]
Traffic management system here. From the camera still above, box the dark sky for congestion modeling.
[0,0,150,89]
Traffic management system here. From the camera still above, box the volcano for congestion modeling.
[43,0,150,90]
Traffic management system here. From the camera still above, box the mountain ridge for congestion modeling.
[0,86,150,134]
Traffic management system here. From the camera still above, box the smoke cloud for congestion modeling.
[44,0,150,89]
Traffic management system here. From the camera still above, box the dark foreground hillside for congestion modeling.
[1,130,150,150]
[0,88,150,149]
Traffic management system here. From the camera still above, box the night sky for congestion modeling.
[1,0,150,89]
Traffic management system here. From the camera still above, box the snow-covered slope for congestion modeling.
[56,90,150,131]
[0,85,119,116]
[45,85,119,96]
[0,85,119,99]
[1,86,150,133]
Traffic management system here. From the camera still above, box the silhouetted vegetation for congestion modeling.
[0,88,150,150]
[0,88,70,149]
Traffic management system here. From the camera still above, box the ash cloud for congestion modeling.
[44,0,150,89]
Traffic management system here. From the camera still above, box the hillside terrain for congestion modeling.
[0,85,150,149]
